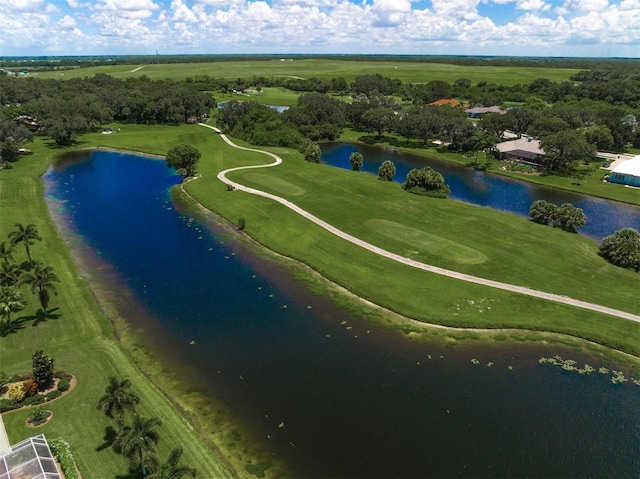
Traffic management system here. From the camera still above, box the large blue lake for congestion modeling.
[44,150,640,478]
[321,143,640,242]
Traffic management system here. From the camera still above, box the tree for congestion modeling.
[0,262,23,287]
[115,414,162,477]
[0,285,26,326]
[8,223,41,265]
[599,228,640,271]
[402,167,451,198]
[97,376,141,432]
[302,141,321,163]
[32,350,54,389]
[553,203,587,231]
[378,160,396,181]
[540,130,596,173]
[0,241,15,266]
[147,447,197,479]
[165,144,201,179]
[349,152,364,171]
[529,200,557,225]
[0,119,33,163]
[20,264,60,315]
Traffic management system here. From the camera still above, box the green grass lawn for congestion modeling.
[34,59,580,86]
[1,122,638,479]
[0,136,235,479]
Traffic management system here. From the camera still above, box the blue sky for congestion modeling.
[1,0,639,57]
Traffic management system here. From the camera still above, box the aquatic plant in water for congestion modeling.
[539,355,637,386]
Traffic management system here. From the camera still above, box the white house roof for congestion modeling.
[495,136,545,155]
[611,155,640,177]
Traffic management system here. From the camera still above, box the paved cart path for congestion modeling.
[199,123,640,324]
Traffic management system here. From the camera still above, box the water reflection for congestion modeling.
[321,143,640,242]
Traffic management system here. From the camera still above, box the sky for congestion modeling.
[1,0,639,58]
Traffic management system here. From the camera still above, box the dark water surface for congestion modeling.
[321,143,640,242]
[44,151,640,478]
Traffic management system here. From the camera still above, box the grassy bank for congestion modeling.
[34,58,580,85]
[2,122,637,479]
[0,135,235,478]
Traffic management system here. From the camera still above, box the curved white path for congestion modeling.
[199,123,640,324]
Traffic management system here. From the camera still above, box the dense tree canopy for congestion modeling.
[599,228,640,271]
[165,144,201,179]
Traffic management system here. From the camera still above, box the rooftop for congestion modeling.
[0,435,61,479]
[611,155,640,177]
[495,136,545,156]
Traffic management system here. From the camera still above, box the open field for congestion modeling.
[33,58,581,85]
[1,123,638,479]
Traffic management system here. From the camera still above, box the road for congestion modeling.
[199,123,640,324]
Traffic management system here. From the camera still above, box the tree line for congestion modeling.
[0,74,216,146]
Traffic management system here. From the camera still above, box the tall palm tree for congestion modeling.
[147,447,197,479]
[97,376,141,432]
[0,241,15,266]
[20,263,60,315]
[0,262,23,287]
[114,414,162,478]
[8,223,41,265]
[0,285,26,326]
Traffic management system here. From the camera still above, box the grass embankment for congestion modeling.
[76,124,639,358]
[34,59,580,86]
[0,136,235,478]
[154,124,638,357]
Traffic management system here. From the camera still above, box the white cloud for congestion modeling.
[5,0,45,12]
[58,14,77,28]
[516,0,549,10]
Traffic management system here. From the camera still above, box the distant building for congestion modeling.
[429,98,461,107]
[464,106,506,118]
[495,136,546,164]
[609,155,640,187]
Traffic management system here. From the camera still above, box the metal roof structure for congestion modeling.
[611,154,640,177]
[0,435,61,479]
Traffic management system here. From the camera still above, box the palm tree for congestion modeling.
[20,263,60,315]
[114,414,162,477]
[0,285,26,326]
[97,376,141,432]
[8,223,41,265]
[147,447,197,479]
[0,262,23,287]
[0,241,15,266]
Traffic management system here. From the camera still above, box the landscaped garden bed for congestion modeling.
[0,371,75,414]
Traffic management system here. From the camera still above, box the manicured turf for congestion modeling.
[0,136,235,479]
[1,122,638,479]
[34,59,580,86]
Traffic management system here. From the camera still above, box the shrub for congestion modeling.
[7,382,25,403]
[55,371,72,381]
[22,379,39,397]
[238,217,246,231]
[599,228,640,271]
[0,398,20,412]
[57,378,70,392]
[33,350,54,390]
[22,394,45,406]
[28,407,50,426]
[49,438,79,479]
[378,160,396,181]
[44,390,62,402]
